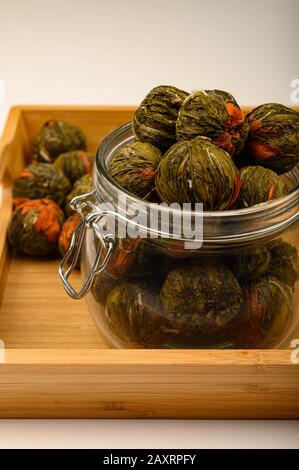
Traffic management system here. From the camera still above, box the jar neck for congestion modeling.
[95,122,299,246]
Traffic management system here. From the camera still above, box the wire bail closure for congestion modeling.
[59,190,115,299]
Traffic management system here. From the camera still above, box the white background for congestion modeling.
[0,0,298,449]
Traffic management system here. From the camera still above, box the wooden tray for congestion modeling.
[0,105,298,419]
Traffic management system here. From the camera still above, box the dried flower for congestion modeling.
[238,166,287,207]
[33,120,87,163]
[230,277,293,348]
[155,136,240,209]
[244,103,299,174]
[58,213,81,260]
[13,163,71,206]
[106,282,176,348]
[109,141,162,200]
[54,150,95,183]
[7,198,64,256]
[176,89,249,157]
[133,85,188,150]
[65,174,93,216]
[160,262,243,336]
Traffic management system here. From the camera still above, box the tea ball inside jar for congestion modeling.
[108,141,162,200]
[160,262,243,336]
[155,136,240,210]
[244,103,299,174]
[133,85,188,151]
[176,89,249,158]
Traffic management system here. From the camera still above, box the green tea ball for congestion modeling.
[239,166,287,207]
[133,85,189,150]
[267,239,298,288]
[230,277,293,348]
[109,141,162,200]
[226,246,271,284]
[7,198,64,256]
[160,263,243,336]
[106,282,175,348]
[54,150,95,183]
[33,119,87,163]
[245,104,299,174]
[13,163,71,206]
[65,174,93,216]
[176,89,249,157]
[155,136,240,210]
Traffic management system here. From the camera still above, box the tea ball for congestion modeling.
[155,136,240,210]
[7,198,64,256]
[13,163,71,206]
[33,119,87,163]
[106,282,176,348]
[133,85,188,150]
[226,245,271,284]
[65,174,93,216]
[239,166,287,207]
[176,89,249,157]
[160,263,243,336]
[54,150,95,183]
[109,141,162,200]
[230,277,293,348]
[267,239,298,288]
[245,103,299,174]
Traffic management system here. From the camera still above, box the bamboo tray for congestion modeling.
[0,105,298,419]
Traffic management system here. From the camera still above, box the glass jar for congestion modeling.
[59,122,299,349]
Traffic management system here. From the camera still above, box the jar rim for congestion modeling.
[95,122,299,243]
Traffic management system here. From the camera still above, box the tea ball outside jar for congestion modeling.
[8,198,64,256]
[33,120,87,163]
[13,162,71,206]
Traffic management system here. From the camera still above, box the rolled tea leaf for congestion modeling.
[230,277,293,348]
[133,85,188,150]
[176,89,249,157]
[160,262,243,336]
[13,163,71,206]
[109,141,162,200]
[7,198,64,256]
[155,136,240,210]
[65,174,93,216]
[267,239,298,288]
[91,272,120,305]
[239,166,287,207]
[106,282,176,348]
[54,150,95,183]
[226,245,271,284]
[34,120,87,163]
[245,103,299,174]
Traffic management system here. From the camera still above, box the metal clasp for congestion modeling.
[59,190,115,299]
